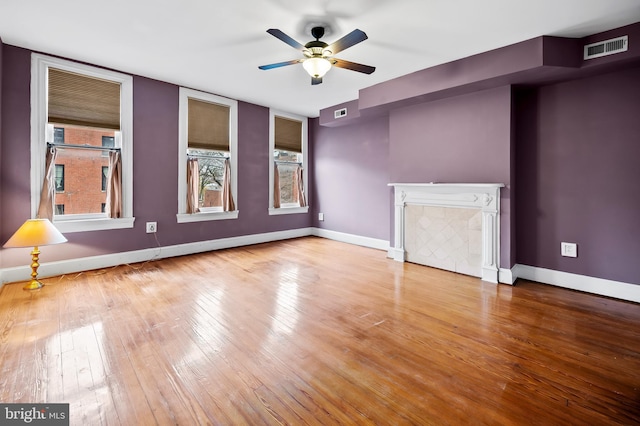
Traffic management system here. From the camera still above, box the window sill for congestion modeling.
[268,206,309,216]
[177,210,239,223]
[53,217,135,233]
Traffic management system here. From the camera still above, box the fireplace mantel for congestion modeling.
[388,183,504,283]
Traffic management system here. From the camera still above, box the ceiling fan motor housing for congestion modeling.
[311,26,325,40]
[304,40,331,58]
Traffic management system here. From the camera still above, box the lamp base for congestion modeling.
[24,279,44,291]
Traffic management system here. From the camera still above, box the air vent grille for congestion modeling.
[334,108,347,119]
[584,35,628,60]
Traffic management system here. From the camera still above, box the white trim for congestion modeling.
[30,53,134,232]
[389,183,504,283]
[268,206,309,215]
[1,228,313,286]
[388,247,405,261]
[312,228,389,251]
[499,267,517,285]
[268,109,309,215]
[2,225,636,304]
[55,217,135,233]
[177,88,238,222]
[0,227,389,287]
[515,264,640,304]
[177,210,239,223]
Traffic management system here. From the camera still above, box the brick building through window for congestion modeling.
[53,125,115,215]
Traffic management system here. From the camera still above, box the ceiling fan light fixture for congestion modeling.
[303,57,332,78]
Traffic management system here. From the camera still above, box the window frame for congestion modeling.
[54,164,65,193]
[268,109,309,215]
[177,87,239,223]
[53,127,65,144]
[30,53,134,233]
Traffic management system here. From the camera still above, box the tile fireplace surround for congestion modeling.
[389,183,504,283]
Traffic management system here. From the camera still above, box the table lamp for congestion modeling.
[3,218,67,290]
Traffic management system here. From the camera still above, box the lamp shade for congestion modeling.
[3,219,67,248]
[302,57,332,78]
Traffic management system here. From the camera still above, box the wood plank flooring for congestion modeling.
[0,236,639,425]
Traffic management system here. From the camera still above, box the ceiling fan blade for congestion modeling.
[327,29,368,54]
[258,59,301,70]
[311,77,323,85]
[266,29,305,51]
[332,58,376,74]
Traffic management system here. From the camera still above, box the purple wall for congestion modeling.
[389,86,514,268]
[515,66,640,285]
[311,116,390,241]
[0,45,312,268]
[0,38,4,244]
[0,45,31,256]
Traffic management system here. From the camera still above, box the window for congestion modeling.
[101,166,109,191]
[31,53,133,233]
[54,165,65,192]
[102,136,115,149]
[102,136,115,157]
[177,88,238,223]
[53,127,65,144]
[269,110,309,215]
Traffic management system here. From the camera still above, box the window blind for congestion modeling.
[188,98,230,151]
[48,68,121,130]
[274,116,302,153]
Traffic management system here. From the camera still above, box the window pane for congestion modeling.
[55,164,65,192]
[188,149,227,210]
[54,127,65,144]
[275,149,302,206]
[52,125,115,216]
[101,166,109,191]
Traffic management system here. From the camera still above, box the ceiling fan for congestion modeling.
[258,26,376,85]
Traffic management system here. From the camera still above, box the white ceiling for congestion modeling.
[1,0,640,118]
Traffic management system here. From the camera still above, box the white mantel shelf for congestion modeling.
[388,183,504,187]
[388,183,504,283]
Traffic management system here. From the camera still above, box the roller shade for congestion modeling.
[274,116,302,153]
[48,68,121,130]
[188,98,230,151]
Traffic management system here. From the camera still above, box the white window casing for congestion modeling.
[269,109,309,215]
[30,53,134,233]
[177,87,239,223]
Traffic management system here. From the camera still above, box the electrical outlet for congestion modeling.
[561,242,577,258]
[318,213,324,221]
[146,222,157,233]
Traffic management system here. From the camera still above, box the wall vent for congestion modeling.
[584,35,628,60]
[334,108,347,119]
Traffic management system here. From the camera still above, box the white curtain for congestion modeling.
[273,162,281,208]
[295,165,306,207]
[186,157,200,214]
[36,146,58,219]
[222,158,235,212]
[105,150,122,218]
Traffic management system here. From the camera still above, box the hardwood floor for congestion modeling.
[1,236,639,425]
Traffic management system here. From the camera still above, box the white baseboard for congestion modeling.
[0,227,388,288]
[0,227,314,286]
[4,228,635,304]
[312,228,390,251]
[499,267,516,285]
[512,264,640,304]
